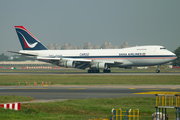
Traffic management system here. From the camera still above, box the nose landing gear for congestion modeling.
[156,69,160,73]
[156,65,160,73]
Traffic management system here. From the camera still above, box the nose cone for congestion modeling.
[171,52,177,60]
[163,51,177,64]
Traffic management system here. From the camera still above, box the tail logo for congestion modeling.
[18,31,38,48]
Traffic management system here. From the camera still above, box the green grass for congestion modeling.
[0,96,33,103]
[0,75,180,86]
[0,97,177,120]
[0,70,179,119]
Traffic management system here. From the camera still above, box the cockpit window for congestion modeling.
[160,48,166,50]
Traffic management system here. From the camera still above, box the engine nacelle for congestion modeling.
[59,61,75,68]
[91,63,107,69]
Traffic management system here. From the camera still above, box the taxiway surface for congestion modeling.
[0,72,180,75]
[0,85,180,100]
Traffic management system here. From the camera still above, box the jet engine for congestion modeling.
[59,61,75,68]
[91,63,107,69]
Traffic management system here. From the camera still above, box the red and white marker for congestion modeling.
[0,103,21,110]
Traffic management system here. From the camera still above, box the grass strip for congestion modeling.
[0,96,33,103]
[0,97,177,120]
[0,68,180,73]
[0,75,180,86]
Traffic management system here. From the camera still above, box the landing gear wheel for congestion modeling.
[156,70,160,73]
[88,69,99,73]
[156,65,160,73]
[103,69,111,73]
[95,70,100,73]
[88,69,92,73]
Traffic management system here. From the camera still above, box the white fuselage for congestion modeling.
[20,45,177,67]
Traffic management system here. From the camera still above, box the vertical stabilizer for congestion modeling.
[15,26,48,50]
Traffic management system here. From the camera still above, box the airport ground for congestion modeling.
[0,68,180,120]
[0,67,180,74]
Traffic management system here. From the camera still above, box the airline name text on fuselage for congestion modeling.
[119,53,143,56]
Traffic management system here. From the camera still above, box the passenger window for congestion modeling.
[160,48,166,50]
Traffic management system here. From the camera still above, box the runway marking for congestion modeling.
[0,92,131,95]
[68,88,86,90]
[134,91,180,95]
[10,88,48,89]
[144,89,160,90]
[129,88,135,89]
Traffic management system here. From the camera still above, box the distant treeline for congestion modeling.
[0,53,29,61]
[173,46,180,66]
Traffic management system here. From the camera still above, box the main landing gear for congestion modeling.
[87,69,111,73]
[156,65,160,73]
[88,69,100,73]
[103,69,111,73]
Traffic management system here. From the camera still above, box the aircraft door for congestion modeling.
[154,48,157,52]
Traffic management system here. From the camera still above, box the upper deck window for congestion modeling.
[160,48,166,50]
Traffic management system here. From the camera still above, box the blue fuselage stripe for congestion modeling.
[53,55,176,59]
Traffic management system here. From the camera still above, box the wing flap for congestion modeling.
[37,57,92,63]
[114,60,124,64]
[61,58,92,62]
[37,57,60,61]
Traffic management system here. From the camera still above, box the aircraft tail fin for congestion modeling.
[14,26,48,50]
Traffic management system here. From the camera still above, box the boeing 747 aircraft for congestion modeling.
[8,26,177,73]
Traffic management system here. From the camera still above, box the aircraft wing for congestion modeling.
[7,50,124,69]
[37,57,92,62]
[37,57,124,69]
[37,57,92,69]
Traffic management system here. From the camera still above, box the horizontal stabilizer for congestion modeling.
[7,51,38,56]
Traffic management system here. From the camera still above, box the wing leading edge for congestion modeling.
[37,57,124,69]
[7,50,124,70]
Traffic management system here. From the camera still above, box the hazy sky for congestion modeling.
[0,0,180,54]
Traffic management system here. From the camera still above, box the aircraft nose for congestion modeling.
[172,52,177,60]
